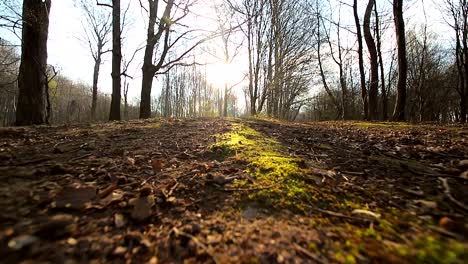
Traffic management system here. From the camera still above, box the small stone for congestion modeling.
[8,235,38,250]
[113,246,127,256]
[460,170,468,179]
[439,217,457,231]
[242,207,258,220]
[458,160,468,169]
[114,213,126,228]
[130,195,155,221]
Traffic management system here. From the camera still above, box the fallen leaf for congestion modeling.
[130,195,155,221]
[439,216,457,231]
[127,157,136,166]
[54,186,97,210]
[100,189,124,207]
[151,159,164,172]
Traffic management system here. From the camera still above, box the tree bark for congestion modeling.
[374,5,387,120]
[91,52,102,120]
[109,0,121,120]
[391,0,407,121]
[353,0,368,120]
[139,0,173,119]
[16,0,51,126]
[364,0,379,120]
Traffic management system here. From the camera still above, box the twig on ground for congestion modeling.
[427,226,464,240]
[223,184,276,192]
[293,243,326,264]
[69,153,92,162]
[404,165,466,180]
[439,177,468,212]
[171,227,220,264]
[308,206,369,222]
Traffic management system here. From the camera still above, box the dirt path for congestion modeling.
[0,118,467,263]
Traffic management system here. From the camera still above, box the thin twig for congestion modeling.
[70,153,93,162]
[293,243,326,264]
[223,184,276,192]
[439,177,468,212]
[171,227,220,264]
[308,206,369,222]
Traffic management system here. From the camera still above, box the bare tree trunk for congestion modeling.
[364,0,378,120]
[91,53,101,120]
[353,0,368,120]
[139,0,174,119]
[223,82,228,117]
[109,0,121,120]
[391,0,407,121]
[374,5,387,120]
[16,0,51,126]
[316,5,341,118]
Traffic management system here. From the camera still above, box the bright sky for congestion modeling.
[0,0,454,104]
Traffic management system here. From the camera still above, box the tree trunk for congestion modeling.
[374,5,387,120]
[364,0,379,120]
[223,82,228,117]
[109,0,121,121]
[16,0,51,126]
[391,0,407,121]
[353,0,368,120]
[91,53,102,121]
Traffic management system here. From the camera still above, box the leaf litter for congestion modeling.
[0,118,466,263]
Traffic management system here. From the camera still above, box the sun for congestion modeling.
[206,62,245,89]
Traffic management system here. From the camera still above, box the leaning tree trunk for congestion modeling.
[364,0,379,120]
[16,0,51,126]
[392,0,408,121]
[109,0,121,121]
[91,51,102,121]
[353,0,368,120]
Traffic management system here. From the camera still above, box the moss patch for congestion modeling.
[211,122,318,212]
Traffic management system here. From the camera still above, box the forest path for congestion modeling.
[0,118,467,263]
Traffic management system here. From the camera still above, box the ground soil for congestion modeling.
[0,118,467,263]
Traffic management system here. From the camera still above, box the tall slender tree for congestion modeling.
[364,0,378,120]
[109,0,121,120]
[78,0,111,121]
[353,0,368,119]
[392,0,408,121]
[16,0,52,125]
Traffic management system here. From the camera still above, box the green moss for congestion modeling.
[211,122,319,212]
[394,235,468,264]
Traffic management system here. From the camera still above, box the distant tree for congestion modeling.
[391,0,408,121]
[443,0,468,123]
[78,0,111,121]
[316,0,340,118]
[16,0,52,125]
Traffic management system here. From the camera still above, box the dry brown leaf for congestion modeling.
[151,159,164,172]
